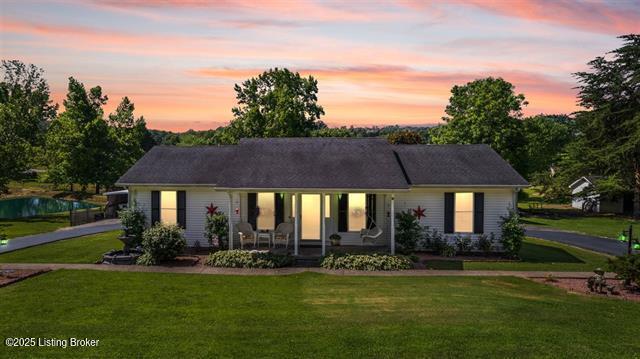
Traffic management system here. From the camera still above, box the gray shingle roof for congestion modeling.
[394,144,528,186]
[117,139,528,188]
[216,138,409,189]
[117,146,236,185]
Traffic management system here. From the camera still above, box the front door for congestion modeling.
[301,194,321,240]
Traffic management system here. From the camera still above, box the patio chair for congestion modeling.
[360,226,382,245]
[236,222,257,249]
[272,222,294,249]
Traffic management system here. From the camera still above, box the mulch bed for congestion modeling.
[533,277,640,302]
[0,269,50,287]
[157,255,201,267]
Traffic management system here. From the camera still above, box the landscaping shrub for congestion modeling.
[423,228,444,252]
[320,253,413,271]
[500,210,525,258]
[475,233,496,254]
[395,210,423,254]
[137,223,186,265]
[455,235,472,253]
[607,254,640,287]
[204,212,228,249]
[205,250,293,269]
[439,242,457,257]
[118,205,146,246]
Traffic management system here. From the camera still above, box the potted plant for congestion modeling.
[329,233,341,246]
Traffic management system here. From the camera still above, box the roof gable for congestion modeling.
[393,144,528,186]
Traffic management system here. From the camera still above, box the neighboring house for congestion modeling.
[569,176,634,214]
[116,138,528,255]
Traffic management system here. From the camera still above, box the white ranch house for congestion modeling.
[117,138,528,255]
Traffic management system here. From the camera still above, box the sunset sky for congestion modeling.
[1,1,639,131]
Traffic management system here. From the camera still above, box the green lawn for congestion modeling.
[0,231,121,264]
[0,213,69,239]
[425,237,610,271]
[523,215,639,239]
[0,270,638,358]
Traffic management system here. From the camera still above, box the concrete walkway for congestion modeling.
[0,262,612,279]
[0,219,122,254]
[525,225,628,256]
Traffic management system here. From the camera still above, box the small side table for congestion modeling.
[257,231,271,248]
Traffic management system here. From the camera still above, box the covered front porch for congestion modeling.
[226,191,399,256]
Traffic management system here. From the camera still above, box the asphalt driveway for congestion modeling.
[525,226,629,256]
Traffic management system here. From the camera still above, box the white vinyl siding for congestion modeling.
[130,187,236,247]
[394,188,515,241]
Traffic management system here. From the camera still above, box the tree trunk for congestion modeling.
[70,183,74,192]
[95,184,100,195]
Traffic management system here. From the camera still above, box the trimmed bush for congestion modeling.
[395,210,423,254]
[206,250,293,269]
[500,210,525,258]
[454,235,472,253]
[204,212,228,249]
[320,253,413,271]
[607,254,640,287]
[118,205,146,246]
[475,233,496,254]
[137,223,186,266]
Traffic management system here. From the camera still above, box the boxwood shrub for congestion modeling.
[137,223,186,266]
[206,250,293,269]
[320,253,413,271]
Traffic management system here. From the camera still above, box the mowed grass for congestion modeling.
[523,215,639,239]
[0,231,121,264]
[0,270,638,358]
[0,213,69,239]
[425,237,610,271]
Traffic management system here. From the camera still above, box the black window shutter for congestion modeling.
[274,193,284,229]
[247,193,257,229]
[338,193,348,232]
[473,192,484,234]
[177,191,186,229]
[366,194,376,228]
[444,192,454,233]
[151,191,160,225]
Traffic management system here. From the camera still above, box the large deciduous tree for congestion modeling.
[228,68,324,141]
[565,35,640,217]
[106,97,148,188]
[46,78,148,193]
[431,77,528,175]
[0,60,57,193]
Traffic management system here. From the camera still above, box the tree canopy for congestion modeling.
[227,68,324,141]
[430,77,528,175]
[561,34,640,217]
[0,60,57,192]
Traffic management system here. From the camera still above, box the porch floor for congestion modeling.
[267,245,389,257]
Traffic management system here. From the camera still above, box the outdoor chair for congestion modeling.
[236,222,257,249]
[272,222,294,249]
[360,226,383,245]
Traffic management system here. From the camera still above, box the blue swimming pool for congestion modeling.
[0,197,97,219]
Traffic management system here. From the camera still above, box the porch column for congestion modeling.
[320,192,326,256]
[294,193,301,256]
[228,192,234,250]
[390,194,395,255]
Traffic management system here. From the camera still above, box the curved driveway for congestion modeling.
[525,226,628,256]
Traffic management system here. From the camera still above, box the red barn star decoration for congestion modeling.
[206,203,218,215]
[412,206,426,219]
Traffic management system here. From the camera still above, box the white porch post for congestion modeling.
[294,193,301,256]
[228,192,234,250]
[320,192,326,256]
[390,194,395,255]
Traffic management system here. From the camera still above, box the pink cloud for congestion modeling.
[458,0,640,34]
